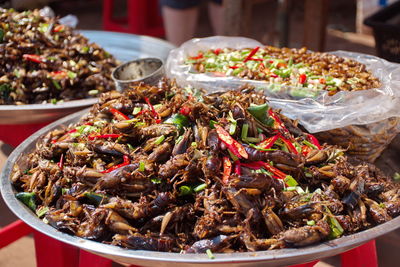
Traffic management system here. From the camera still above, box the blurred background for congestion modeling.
[1,0,400,266]
[0,0,397,57]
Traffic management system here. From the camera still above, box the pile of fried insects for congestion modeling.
[12,79,400,254]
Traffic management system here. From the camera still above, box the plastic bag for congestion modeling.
[166,36,400,133]
[40,6,78,28]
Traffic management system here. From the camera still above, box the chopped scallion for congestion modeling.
[179,185,192,196]
[154,135,165,145]
[284,175,298,187]
[132,107,142,115]
[193,183,207,192]
[307,220,315,226]
[206,249,215,259]
[138,161,145,172]
[241,124,249,141]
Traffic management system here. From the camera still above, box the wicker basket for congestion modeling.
[314,117,400,163]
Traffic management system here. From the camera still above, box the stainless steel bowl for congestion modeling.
[0,30,175,125]
[112,58,165,91]
[1,109,400,266]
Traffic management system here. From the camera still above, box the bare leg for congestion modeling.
[208,1,225,35]
[161,6,199,46]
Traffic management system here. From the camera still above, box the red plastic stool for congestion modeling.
[0,121,52,147]
[103,0,165,37]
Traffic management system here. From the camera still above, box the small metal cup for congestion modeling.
[111,58,164,91]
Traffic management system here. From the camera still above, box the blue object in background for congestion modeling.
[379,0,388,7]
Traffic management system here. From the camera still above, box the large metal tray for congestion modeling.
[1,109,400,267]
[0,30,175,125]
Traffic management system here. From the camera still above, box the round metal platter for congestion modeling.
[0,30,175,125]
[2,110,400,267]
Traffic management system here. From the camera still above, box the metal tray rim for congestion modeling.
[1,109,400,264]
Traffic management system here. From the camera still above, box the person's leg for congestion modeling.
[160,0,200,46]
[208,0,224,35]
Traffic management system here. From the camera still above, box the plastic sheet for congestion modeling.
[166,36,400,133]
[40,6,78,28]
[166,36,400,161]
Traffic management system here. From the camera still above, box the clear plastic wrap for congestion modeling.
[166,36,400,161]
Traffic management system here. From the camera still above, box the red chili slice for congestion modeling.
[234,160,241,175]
[190,53,203,60]
[144,97,161,123]
[258,134,279,149]
[222,157,232,184]
[299,74,307,84]
[213,48,222,55]
[110,108,130,120]
[57,154,64,170]
[101,155,130,173]
[215,125,248,159]
[53,25,65,32]
[268,109,290,136]
[23,54,45,63]
[244,46,260,62]
[88,134,121,140]
[307,134,322,149]
[279,135,298,155]
[179,106,191,116]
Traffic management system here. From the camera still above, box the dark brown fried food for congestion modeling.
[11,80,400,254]
[0,8,118,104]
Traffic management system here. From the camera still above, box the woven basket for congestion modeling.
[314,117,400,163]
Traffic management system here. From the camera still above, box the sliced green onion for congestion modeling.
[151,177,162,184]
[138,161,145,172]
[61,188,69,195]
[0,28,4,42]
[164,113,189,131]
[326,207,344,239]
[193,183,207,192]
[67,71,77,79]
[134,122,146,127]
[15,192,36,211]
[209,120,218,129]
[154,135,165,145]
[393,172,400,182]
[229,122,237,135]
[285,186,297,191]
[241,124,249,141]
[50,98,58,104]
[132,107,142,115]
[303,140,318,149]
[81,46,90,53]
[307,220,315,226]
[206,249,215,259]
[179,185,192,196]
[191,142,197,148]
[127,143,134,150]
[227,149,239,162]
[245,137,261,143]
[248,143,277,151]
[83,192,107,206]
[36,206,49,218]
[51,79,61,90]
[284,175,298,187]
[88,90,98,96]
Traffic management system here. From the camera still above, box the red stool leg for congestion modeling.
[290,260,319,267]
[34,231,79,267]
[79,250,112,267]
[0,220,33,249]
[128,0,146,33]
[341,240,378,267]
[0,122,50,147]
[103,0,114,30]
